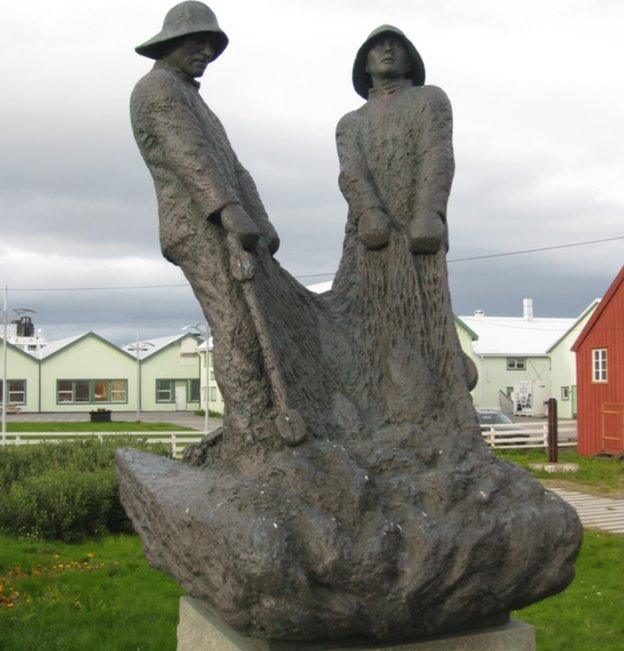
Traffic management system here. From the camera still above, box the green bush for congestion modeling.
[193,408,222,417]
[0,438,169,541]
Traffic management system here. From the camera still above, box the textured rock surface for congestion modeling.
[120,10,582,644]
[117,434,579,641]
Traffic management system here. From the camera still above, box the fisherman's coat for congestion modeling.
[332,80,475,426]
[336,80,453,243]
[130,61,272,263]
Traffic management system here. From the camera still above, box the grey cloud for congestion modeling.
[2,0,623,344]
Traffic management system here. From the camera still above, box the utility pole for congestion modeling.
[127,332,153,422]
[204,319,210,435]
[2,285,8,445]
[547,398,559,464]
[135,329,140,422]
[181,321,211,434]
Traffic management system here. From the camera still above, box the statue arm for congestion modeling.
[414,86,455,224]
[232,156,280,254]
[336,113,385,223]
[131,77,240,221]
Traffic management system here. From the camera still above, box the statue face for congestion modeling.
[162,33,216,78]
[365,36,409,80]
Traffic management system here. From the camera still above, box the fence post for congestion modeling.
[171,433,177,458]
[547,398,558,463]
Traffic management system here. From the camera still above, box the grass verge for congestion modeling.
[495,448,624,495]
[0,530,622,650]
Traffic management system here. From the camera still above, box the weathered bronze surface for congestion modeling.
[117,5,582,643]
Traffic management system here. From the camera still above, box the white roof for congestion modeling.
[307,281,333,294]
[458,315,576,356]
[121,334,196,359]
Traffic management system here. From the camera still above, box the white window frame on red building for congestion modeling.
[591,348,607,383]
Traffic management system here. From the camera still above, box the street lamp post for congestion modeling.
[181,321,210,435]
[2,285,7,445]
[126,331,154,422]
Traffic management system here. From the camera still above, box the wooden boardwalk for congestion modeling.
[550,487,624,535]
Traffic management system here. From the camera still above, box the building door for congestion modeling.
[175,382,187,411]
[601,403,624,453]
[571,385,577,418]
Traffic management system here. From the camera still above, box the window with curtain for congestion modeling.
[75,381,90,402]
[110,380,127,402]
[93,381,110,402]
[57,380,74,403]
[56,380,127,404]
[0,380,26,404]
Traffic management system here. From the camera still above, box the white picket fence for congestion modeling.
[0,423,577,455]
[481,422,577,449]
[0,431,206,459]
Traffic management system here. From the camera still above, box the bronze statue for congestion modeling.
[118,5,582,644]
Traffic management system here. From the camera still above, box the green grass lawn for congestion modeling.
[0,533,183,650]
[495,448,624,495]
[0,530,622,650]
[517,531,624,650]
[7,421,195,432]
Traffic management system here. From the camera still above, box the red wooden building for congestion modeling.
[572,266,624,456]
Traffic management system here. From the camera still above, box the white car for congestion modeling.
[476,409,529,446]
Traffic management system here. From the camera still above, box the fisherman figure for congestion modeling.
[333,26,477,424]
[131,1,281,435]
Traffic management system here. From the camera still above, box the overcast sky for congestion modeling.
[2,0,623,344]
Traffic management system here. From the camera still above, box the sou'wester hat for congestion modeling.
[135,1,228,60]
[352,25,425,99]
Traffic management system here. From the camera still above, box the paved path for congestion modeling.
[550,487,624,535]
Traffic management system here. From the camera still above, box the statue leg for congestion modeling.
[166,225,272,444]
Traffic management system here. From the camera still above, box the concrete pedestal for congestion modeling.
[177,597,535,651]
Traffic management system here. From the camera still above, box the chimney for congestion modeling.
[474,309,485,317]
[523,298,534,321]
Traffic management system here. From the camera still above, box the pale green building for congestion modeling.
[0,340,40,413]
[39,333,137,413]
[457,299,599,418]
[121,334,202,412]
[2,331,205,414]
[196,339,224,417]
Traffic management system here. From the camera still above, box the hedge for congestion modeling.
[0,438,169,541]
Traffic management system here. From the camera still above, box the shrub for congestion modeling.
[193,408,222,417]
[0,438,169,541]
